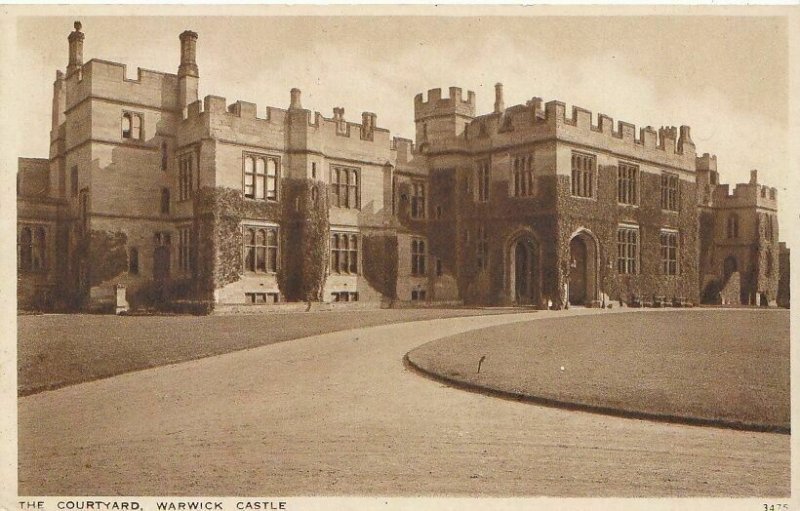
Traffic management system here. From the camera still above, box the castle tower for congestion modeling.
[178,30,199,111]
[413,86,476,148]
[66,21,84,77]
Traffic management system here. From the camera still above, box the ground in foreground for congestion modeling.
[19,309,788,497]
[407,309,789,430]
[17,307,522,396]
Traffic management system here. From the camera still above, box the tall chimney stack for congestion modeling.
[494,82,505,114]
[178,30,199,77]
[289,88,303,110]
[66,21,84,77]
[178,30,199,111]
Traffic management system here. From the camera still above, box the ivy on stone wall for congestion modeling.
[277,179,330,302]
[193,186,282,295]
[87,229,128,287]
[362,233,398,300]
[554,169,700,305]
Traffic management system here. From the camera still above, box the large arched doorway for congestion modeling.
[507,233,539,305]
[568,230,599,306]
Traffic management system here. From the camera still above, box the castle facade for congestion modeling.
[16,24,787,312]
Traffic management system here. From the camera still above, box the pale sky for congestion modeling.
[14,14,793,230]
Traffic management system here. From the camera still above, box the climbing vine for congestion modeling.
[277,179,330,301]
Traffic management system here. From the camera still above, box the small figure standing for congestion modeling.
[477,355,487,374]
[559,259,570,310]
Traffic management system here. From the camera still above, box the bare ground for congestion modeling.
[18,308,789,497]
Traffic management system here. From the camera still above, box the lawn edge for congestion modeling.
[403,351,790,435]
[17,308,530,398]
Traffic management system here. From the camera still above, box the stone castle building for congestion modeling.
[16,24,788,312]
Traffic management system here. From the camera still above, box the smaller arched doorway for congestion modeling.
[568,230,599,306]
[507,233,540,305]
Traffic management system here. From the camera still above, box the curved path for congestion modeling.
[19,309,789,497]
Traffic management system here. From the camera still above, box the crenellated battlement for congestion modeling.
[545,100,695,155]
[306,107,390,144]
[712,170,778,210]
[183,94,288,124]
[414,86,476,121]
[697,153,718,172]
[461,95,696,168]
[391,137,416,163]
[64,59,180,112]
[85,58,178,84]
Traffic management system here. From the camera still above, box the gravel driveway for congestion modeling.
[18,308,789,496]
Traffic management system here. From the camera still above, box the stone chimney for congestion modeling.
[494,82,504,114]
[66,21,84,77]
[750,169,759,184]
[289,88,303,110]
[361,112,376,140]
[178,30,199,111]
[178,30,199,77]
[677,125,694,153]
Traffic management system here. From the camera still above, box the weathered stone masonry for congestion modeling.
[16,23,789,311]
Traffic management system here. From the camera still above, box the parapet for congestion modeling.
[696,153,718,172]
[184,95,287,124]
[711,171,778,210]
[556,101,694,155]
[308,107,390,144]
[392,137,416,163]
[467,95,696,165]
[414,86,476,121]
[70,59,180,112]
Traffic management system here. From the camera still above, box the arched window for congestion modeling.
[122,112,143,140]
[330,234,340,272]
[341,235,350,274]
[18,227,32,271]
[129,247,139,275]
[331,165,360,209]
[266,159,278,200]
[727,213,739,239]
[244,155,280,201]
[348,170,358,208]
[330,232,359,275]
[160,188,170,215]
[161,142,169,171]
[131,114,142,139]
[33,227,46,270]
[243,226,278,273]
[266,229,278,272]
[244,157,255,199]
[411,238,426,275]
[121,113,132,138]
[349,234,358,274]
[255,158,265,200]
[512,154,535,197]
[255,229,267,272]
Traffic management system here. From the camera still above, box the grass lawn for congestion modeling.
[18,307,521,396]
[407,309,789,431]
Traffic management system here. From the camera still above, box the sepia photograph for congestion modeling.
[3,6,798,510]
